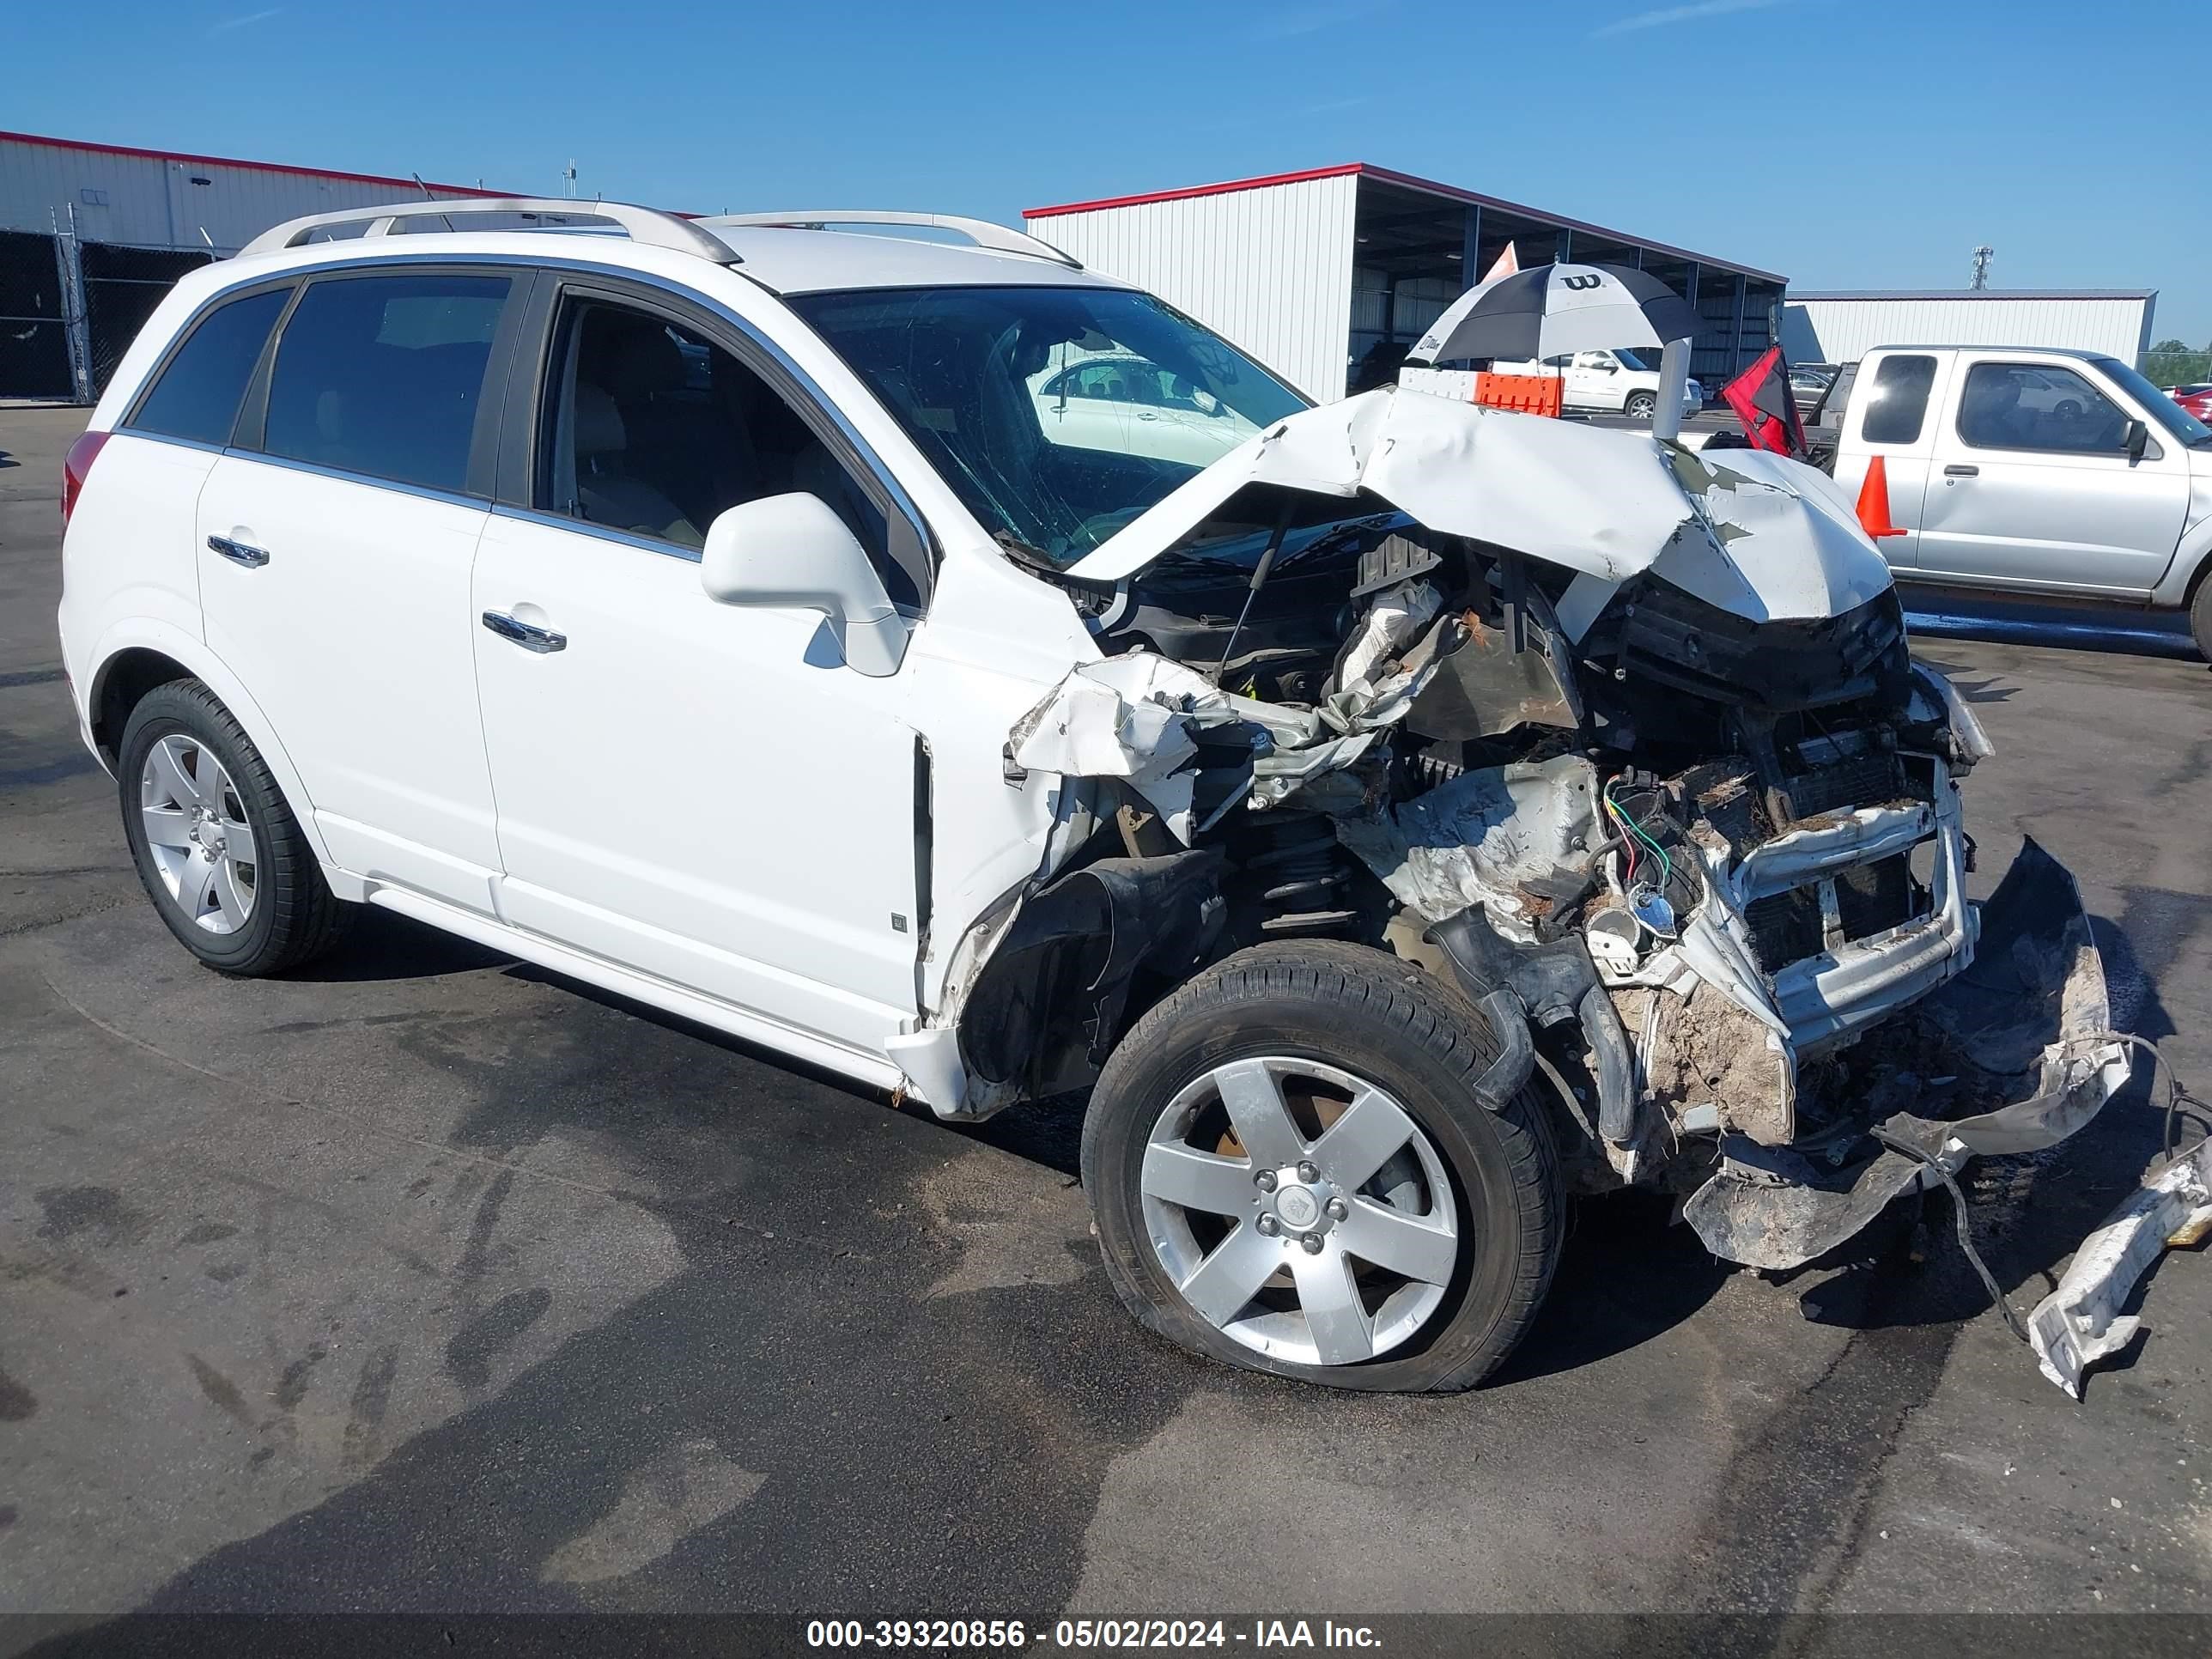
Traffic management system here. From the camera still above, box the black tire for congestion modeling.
[1623,391,1657,422]
[2191,574,2212,664]
[1082,939,1561,1393]
[117,679,353,975]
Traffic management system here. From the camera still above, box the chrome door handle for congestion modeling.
[207,534,270,567]
[481,610,567,653]
[1943,464,1978,477]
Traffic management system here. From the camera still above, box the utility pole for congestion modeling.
[562,160,578,199]
[1969,246,1994,290]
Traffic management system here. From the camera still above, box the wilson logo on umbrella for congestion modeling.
[1405,263,1698,366]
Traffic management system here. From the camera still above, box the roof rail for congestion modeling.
[238,198,739,262]
[699,211,1081,269]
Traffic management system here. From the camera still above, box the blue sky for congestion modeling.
[12,0,2210,342]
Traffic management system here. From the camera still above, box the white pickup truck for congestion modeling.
[1490,347,1704,422]
[1807,346,2212,657]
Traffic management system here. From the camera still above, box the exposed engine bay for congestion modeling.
[939,387,2132,1385]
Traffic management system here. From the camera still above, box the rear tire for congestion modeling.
[1082,940,1561,1392]
[118,680,353,976]
[1624,390,1657,422]
[2191,574,2212,664]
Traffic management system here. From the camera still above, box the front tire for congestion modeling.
[118,680,353,975]
[1623,390,1657,422]
[1082,940,1561,1392]
[2191,574,2212,664]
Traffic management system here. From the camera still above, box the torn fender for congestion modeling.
[956,849,1226,1092]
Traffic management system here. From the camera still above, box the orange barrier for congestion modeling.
[1471,372,1563,417]
[1855,454,1906,539]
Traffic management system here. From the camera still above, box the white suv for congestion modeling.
[58,199,2130,1395]
[1490,348,1703,422]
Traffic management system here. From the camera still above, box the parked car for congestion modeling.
[2169,382,2212,422]
[1790,362,1837,410]
[1028,349,1260,466]
[1489,347,1703,422]
[1809,347,2212,657]
[58,199,2135,1395]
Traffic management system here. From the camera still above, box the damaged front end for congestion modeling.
[944,386,2135,1383]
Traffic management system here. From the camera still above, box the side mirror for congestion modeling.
[700,492,908,678]
[2124,418,2150,462]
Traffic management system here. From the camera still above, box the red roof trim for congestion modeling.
[0,130,509,200]
[1024,164,1364,219]
[1026,161,1786,286]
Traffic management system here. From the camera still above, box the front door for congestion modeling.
[195,267,519,912]
[1915,357,2191,594]
[470,283,924,1055]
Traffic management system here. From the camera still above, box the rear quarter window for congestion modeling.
[259,272,512,494]
[1858,354,1936,446]
[127,286,291,447]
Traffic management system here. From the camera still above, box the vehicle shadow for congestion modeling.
[1493,1188,1731,1385]
[270,888,2199,1387]
[1793,900,2198,1357]
[1912,655,2020,704]
[279,904,511,982]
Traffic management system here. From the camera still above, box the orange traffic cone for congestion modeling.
[1855,455,1907,539]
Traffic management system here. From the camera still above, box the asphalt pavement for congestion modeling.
[3,405,2209,1638]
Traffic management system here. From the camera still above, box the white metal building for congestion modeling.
[1779,290,2158,368]
[1024,164,1789,403]
[0,130,505,399]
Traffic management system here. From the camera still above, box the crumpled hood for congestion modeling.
[1064,386,1896,631]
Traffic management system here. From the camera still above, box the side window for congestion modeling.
[261,272,511,493]
[1957,362,2131,455]
[1858,354,1936,445]
[538,297,913,607]
[128,287,290,447]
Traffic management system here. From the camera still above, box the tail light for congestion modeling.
[61,429,110,529]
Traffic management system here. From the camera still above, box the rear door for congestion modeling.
[1833,350,1952,568]
[1915,356,2191,594]
[194,265,526,913]
[85,279,296,652]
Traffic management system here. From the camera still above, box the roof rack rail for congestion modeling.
[699,211,1081,269]
[239,198,739,263]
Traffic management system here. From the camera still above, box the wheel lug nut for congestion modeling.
[1296,1161,1320,1183]
[1325,1197,1348,1220]
[1300,1232,1325,1254]
[1256,1213,1280,1236]
[1254,1170,1279,1193]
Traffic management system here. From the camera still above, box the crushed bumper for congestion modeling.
[1685,837,2130,1272]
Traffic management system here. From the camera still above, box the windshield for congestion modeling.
[2096,357,2212,446]
[787,285,1309,566]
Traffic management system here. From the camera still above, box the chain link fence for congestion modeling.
[0,229,75,400]
[82,243,216,395]
[2144,342,2210,388]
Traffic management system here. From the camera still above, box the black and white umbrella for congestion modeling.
[1403,263,1698,365]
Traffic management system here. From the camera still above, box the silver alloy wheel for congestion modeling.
[1139,1056,1461,1368]
[139,734,258,935]
[1626,392,1656,421]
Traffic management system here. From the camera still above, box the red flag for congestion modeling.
[1721,345,1808,458]
[1479,242,1519,285]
